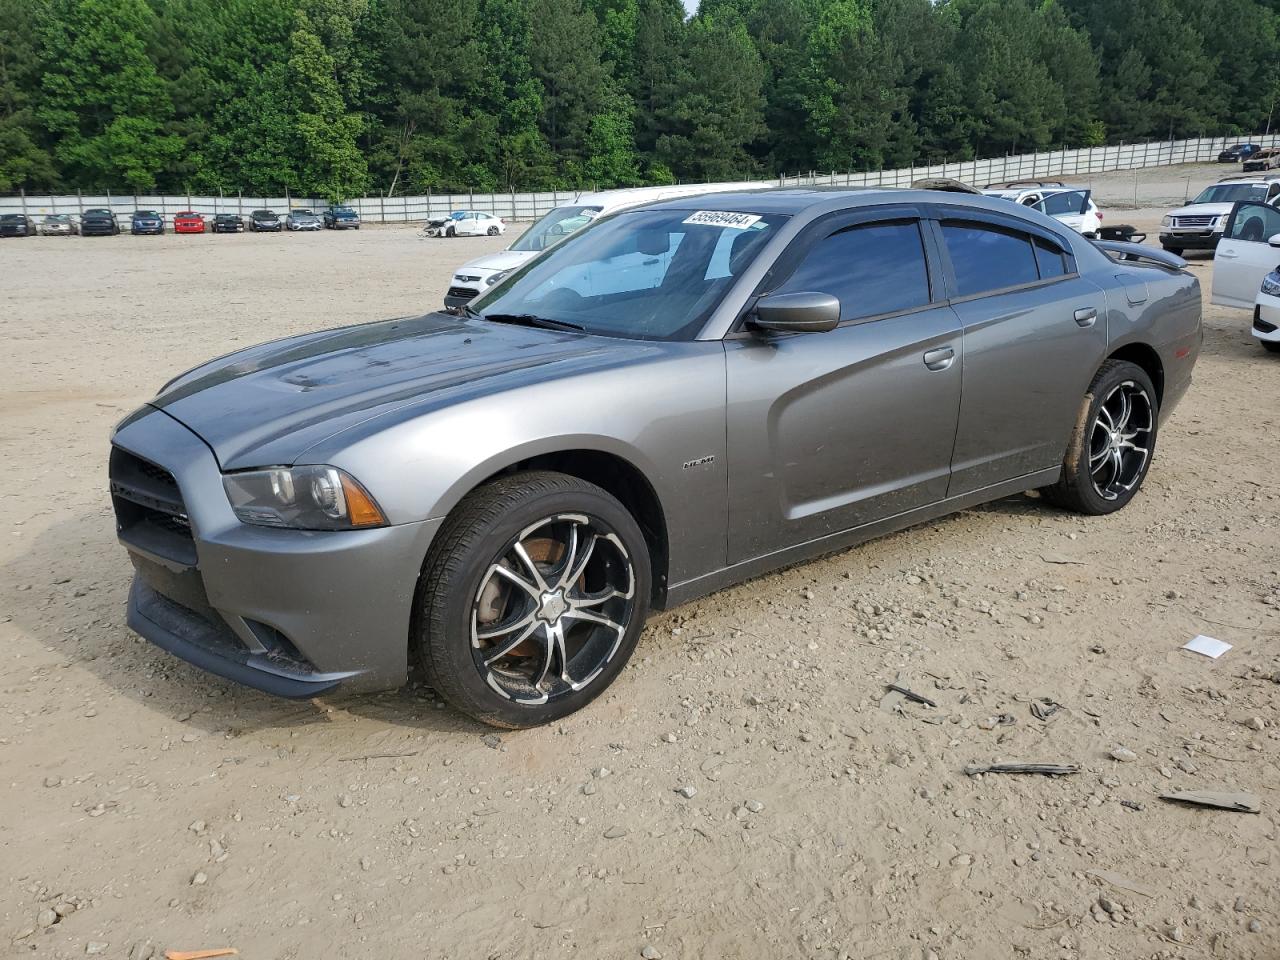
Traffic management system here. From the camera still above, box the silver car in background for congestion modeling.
[286,208,322,231]
[110,188,1201,727]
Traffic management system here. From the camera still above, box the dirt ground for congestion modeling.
[1,167,1278,960]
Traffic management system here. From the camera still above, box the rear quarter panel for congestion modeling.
[1096,265,1202,419]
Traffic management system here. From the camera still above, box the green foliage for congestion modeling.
[0,0,1277,194]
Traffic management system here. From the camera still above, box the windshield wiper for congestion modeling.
[479,312,585,333]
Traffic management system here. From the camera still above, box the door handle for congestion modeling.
[1218,250,1238,259]
[1074,307,1098,327]
[923,346,955,371]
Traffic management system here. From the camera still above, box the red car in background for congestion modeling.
[173,211,205,234]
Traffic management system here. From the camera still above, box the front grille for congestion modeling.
[1173,216,1215,228]
[447,286,479,300]
[110,446,196,566]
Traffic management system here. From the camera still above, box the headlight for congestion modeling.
[1262,271,1280,297]
[1161,215,1172,227]
[484,271,509,287]
[222,466,387,530]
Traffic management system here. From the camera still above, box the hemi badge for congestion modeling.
[683,455,715,470]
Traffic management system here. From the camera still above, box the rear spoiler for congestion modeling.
[1092,240,1187,270]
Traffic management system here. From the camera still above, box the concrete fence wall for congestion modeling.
[4,133,1278,223]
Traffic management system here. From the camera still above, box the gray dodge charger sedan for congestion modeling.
[110,188,1202,727]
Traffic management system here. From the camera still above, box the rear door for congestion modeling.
[931,209,1108,495]
[724,207,963,561]
[1212,201,1280,308]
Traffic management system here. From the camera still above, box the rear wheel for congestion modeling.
[416,471,651,728]
[487,225,500,236]
[1042,360,1158,515]
[1262,341,1280,354]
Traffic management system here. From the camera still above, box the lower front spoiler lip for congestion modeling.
[127,577,356,699]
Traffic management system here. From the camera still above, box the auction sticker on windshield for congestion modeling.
[682,211,762,229]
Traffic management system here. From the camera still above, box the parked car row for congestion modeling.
[0,206,359,237]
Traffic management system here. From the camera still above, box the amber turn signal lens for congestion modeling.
[340,473,387,527]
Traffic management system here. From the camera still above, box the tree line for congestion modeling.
[1,0,1278,199]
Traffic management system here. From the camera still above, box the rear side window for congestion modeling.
[1033,238,1068,279]
[773,220,931,322]
[942,222,1039,296]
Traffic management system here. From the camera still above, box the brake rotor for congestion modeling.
[476,536,564,659]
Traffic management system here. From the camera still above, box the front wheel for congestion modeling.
[1041,360,1158,515]
[1161,245,1183,256]
[416,471,652,728]
[1262,340,1280,354]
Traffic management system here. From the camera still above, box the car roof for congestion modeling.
[640,186,1049,219]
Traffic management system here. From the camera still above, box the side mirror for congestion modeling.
[750,291,841,333]
[1269,233,1280,249]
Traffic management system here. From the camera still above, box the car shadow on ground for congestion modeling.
[4,511,492,740]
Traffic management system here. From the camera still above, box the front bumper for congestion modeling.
[213,222,244,233]
[132,224,164,234]
[289,222,321,230]
[328,221,360,229]
[1159,232,1221,250]
[82,223,117,235]
[111,408,442,698]
[1254,293,1280,343]
[252,223,282,231]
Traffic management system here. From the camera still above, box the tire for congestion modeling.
[445,225,456,238]
[1041,359,1158,515]
[1262,341,1280,354]
[416,470,652,728]
[487,226,499,236]
[1162,245,1183,256]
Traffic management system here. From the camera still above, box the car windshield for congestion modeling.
[134,210,158,217]
[470,207,786,341]
[85,209,111,215]
[0,214,21,221]
[509,205,606,252]
[253,210,275,216]
[1192,183,1270,204]
[291,209,312,215]
[45,215,69,221]
[333,207,355,214]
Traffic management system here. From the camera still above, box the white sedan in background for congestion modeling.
[1209,198,1280,353]
[981,181,1103,237]
[425,210,506,238]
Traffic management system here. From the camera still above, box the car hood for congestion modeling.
[457,250,539,275]
[1166,202,1235,218]
[148,312,657,469]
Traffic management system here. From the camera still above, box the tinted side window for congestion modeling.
[1034,238,1067,279]
[942,222,1040,297]
[774,221,931,322]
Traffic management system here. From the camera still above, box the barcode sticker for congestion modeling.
[682,211,762,229]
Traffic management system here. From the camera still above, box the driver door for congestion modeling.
[1212,201,1280,309]
[724,209,962,562]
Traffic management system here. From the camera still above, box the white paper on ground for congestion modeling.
[1182,634,1232,659]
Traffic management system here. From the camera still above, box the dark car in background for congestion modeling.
[131,210,165,235]
[81,208,120,236]
[213,214,245,233]
[249,209,282,232]
[286,208,322,231]
[1218,143,1262,163]
[0,214,34,237]
[323,205,360,229]
[41,214,78,236]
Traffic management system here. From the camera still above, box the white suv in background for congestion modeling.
[443,182,767,310]
[1160,176,1280,255]
[981,181,1103,236]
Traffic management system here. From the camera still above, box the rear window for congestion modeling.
[772,220,932,322]
[942,222,1040,297]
